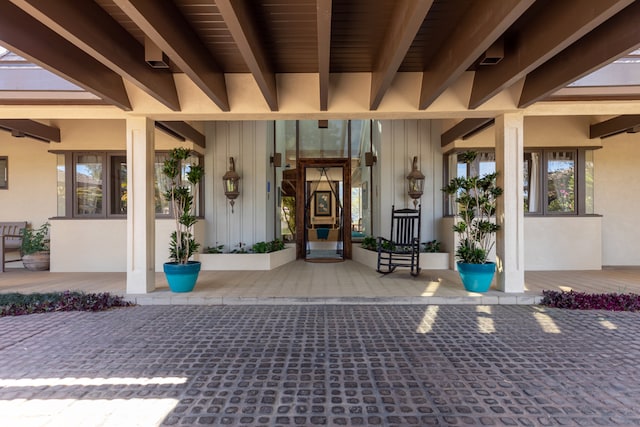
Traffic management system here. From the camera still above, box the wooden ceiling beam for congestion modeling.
[0,119,60,142]
[441,118,494,147]
[519,1,640,108]
[216,0,278,111]
[11,0,181,111]
[156,121,205,148]
[0,2,131,110]
[469,0,633,109]
[589,115,640,139]
[419,0,534,110]
[370,0,433,110]
[317,0,332,111]
[113,0,229,112]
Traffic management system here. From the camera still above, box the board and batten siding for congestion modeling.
[373,119,444,247]
[206,121,275,252]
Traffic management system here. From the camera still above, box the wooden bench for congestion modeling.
[1,221,26,273]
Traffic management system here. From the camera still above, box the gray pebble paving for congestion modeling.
[0,305,639,426]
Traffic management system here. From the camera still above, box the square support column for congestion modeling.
[126,118,156,294]
[495,113,525,293]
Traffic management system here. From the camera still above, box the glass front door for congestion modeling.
[295,159,351,261]
[304,165,344,261]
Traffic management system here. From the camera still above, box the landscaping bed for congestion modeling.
[0,291,135,316]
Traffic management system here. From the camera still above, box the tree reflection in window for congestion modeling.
[547,151,575,213]
[75,154,103,216]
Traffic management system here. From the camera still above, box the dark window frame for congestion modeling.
[444,147,597,218]
[0,156,7,190]
[73,152,107,218]
[52,150,204,219]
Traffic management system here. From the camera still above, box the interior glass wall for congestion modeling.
[349,120,371,240]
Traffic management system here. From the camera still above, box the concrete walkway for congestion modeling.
[0,305,639,426]
[3,260,640,306]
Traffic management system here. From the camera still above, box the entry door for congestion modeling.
[296,159,351,260]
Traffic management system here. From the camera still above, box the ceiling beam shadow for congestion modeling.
[216,0,278,111]
[0,119,61,142]
[0,2,131,110]
[113,0,230,112]
[419,0,534,110]
[156,121,205,148]
[589,115,640,139]
[519,1,640,108]
[441,118,494,147]
[370,0,433,110]
[469,0,633,109]
[11,0,181,111]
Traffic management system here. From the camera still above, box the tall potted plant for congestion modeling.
[21,222,50,271]
[442,151,503,292]
[162,147,204,292]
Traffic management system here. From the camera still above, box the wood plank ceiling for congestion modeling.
[0,0,638,117]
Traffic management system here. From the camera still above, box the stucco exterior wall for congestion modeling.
[0,131,56,227]
[595,132,640,266]
[524,217,602,270]
[50,219,205,272]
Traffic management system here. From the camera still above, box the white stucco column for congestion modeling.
[126,117,155,294]
[495,113,524,292]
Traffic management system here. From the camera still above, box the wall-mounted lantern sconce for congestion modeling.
[365,152,377,166]
[270,152,282,167]
[222,157,240,213]
[406,156,425,208]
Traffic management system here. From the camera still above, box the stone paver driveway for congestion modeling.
[0,305,639,426]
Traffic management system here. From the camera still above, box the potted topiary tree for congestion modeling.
[21,222,50,271]
[442,151,503,292]
[162,147,204,292]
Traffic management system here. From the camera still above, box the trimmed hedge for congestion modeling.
[0,291,135,316]
[540,290,640,311]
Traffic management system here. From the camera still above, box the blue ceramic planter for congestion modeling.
[457,262,496,292]
[163,261,201,293]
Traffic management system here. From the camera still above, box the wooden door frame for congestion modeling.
[295,158,351,260]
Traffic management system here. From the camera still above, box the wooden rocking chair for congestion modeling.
[377,205,421,276]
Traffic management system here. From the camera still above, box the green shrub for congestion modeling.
[252,239,286,253]
[361,236,377,251]
[252,241,269,253]
[422,239,441,253]
[204,244,224,254]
